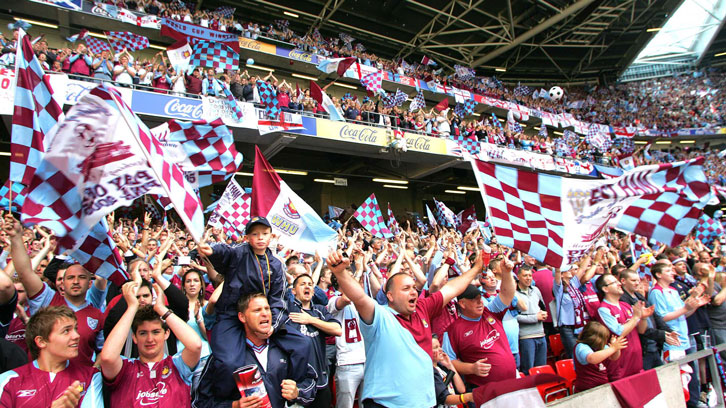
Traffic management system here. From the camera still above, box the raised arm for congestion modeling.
[327,251,375,324]
[99,282,139,380]
[4,216,43,297]
[153,283,201,370]
[438,252,484,305]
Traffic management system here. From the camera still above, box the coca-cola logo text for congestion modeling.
[164,99,203,119]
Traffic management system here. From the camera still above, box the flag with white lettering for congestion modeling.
[471,157,713,268]
[21,84,205,250]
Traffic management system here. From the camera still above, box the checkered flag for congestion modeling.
[144,198,162,221]
[508,119,523,134]
[190,40,239,72]
[387,203,401,235]
[463,100,477,115]
[554,139,573,156]
[409,89,426,111]
[84,36,111,54]
[256,80,280,120]
[163,118,243,187]
[491,113,504,131]
[433,197,459,228]
[10,30,65,186]
[471,158,713,268]
[215,6,236,18]
[586,124,611,151]
[393,89,408,106]
[382,92,396,108]
[694,213,724,245]
[353,193,393,239]
[563,130,580,147]
[209,180,251,237]
[361,71,383,95]
[450,134,480,155]
[215,78,244,121]
[69,219,129,286]
[613,136,635,155]
[21,84,206,245]
[0,181,27,213]
[105,31,149,53]
[415,215,428,232]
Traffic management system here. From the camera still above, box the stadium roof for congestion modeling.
[209,0,688,84]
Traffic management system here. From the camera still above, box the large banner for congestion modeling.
[471,158,713,267]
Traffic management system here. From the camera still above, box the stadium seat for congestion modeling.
[549,334,564,359]
[528,365,569,402]
[555,359,576,394]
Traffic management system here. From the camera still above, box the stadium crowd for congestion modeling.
[0,194,724,408]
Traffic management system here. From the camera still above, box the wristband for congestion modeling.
[459,394,466,404]
[445,257,456,266]
[161,310,173,321]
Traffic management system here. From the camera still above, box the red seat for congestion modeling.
[549,334,564,359]
[555,359,576,394]
[529,365,569,402]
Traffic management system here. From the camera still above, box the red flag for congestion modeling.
[434,97,449,112]
[473,374,563,407]
[457,205,477,234]
[336,57,356,76]
[610,369,666,407]
[251,146,282,217]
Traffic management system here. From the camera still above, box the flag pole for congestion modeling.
[7,181,12,212]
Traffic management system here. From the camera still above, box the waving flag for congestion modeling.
[387,203,401,235]
[310,80,345,121]
[328,205,344,219]
[251,147,337,254]
[563,130,580,147]
[454,64,475,80]
[105,31,149,53]
[695,213,724,245]
[214,6,236,18]
[361,71,383,95]
[586,124,611,151]
[215,78,244,121]
[208,178,251,237]
[450,134,480,156]
[21,84,205,248]
[433,198,459,228]
[421,55,437,66]
[150,118,242,188]
[70,218,129,286]
[257,80,280,120]
[457,205,477,234]
[434,97,449,113]
[0,181,27,213]
[470,157,713,268]
[393,89,408,106]
[613,136,636,155]
[353,194,393,239]
[190,40,239,71]
[425,204,438,228]
[316,57,356,76]
[409,89,426,112]
[11,30,65,186]
[508,119,523,134]
[84,36,111,54]
[166,41,192,72]
[538,126,548,137]
[415,215,427,232]
[66,29,88,43]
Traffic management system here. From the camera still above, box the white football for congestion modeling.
[549,86,564,100]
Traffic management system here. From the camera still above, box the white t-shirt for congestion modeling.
[327,296,366,366]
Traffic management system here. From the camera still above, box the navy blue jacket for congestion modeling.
[285,298,340,389]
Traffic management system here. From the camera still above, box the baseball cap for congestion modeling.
[672,257,687,265]
[457,284,481,301]
[245,216,271,234]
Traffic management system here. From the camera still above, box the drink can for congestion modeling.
[234,365,272,408]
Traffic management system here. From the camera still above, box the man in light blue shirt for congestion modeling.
[327,251,436,408]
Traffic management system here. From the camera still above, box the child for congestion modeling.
[574,321,628,392]
[193,217,308,407]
